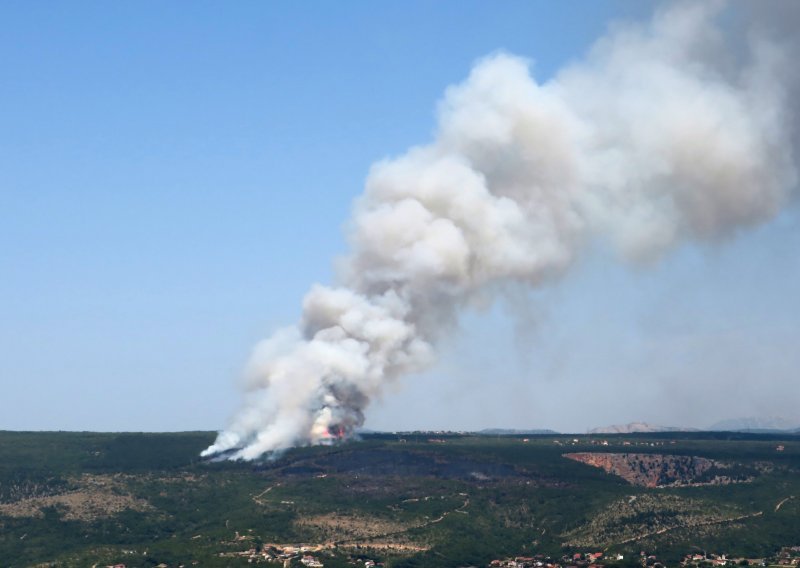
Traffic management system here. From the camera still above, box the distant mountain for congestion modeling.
[477,428,559,435]
[588,422,695,434]
[709,417,800,432]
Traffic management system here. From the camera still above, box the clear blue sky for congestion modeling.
[2,1,798,433]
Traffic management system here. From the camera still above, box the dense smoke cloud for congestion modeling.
[203,1,797,460]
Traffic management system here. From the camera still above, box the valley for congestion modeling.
[0,431,798,567]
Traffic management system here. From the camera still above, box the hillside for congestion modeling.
[1,431,799,567]
[563,452,761,488]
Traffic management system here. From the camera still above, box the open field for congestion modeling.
[1,430,799,567]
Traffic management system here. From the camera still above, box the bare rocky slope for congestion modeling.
[563,452,753,488]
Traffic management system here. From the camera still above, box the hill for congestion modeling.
[1,430,799,567]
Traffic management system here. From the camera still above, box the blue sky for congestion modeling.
[2,1,798,433]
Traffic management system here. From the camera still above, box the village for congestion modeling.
[219,544,800,568]
[489,547,800,568]
[231,547,800,568]
[215,540,384,567]
[99,543,800,568]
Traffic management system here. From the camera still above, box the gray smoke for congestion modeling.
[203,1,797,460]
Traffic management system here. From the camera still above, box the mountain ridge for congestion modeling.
[709,416,799,432]
[587,422,697,434]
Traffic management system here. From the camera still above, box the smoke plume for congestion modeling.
[203,2,797,460]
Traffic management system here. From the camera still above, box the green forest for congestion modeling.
[0,430,798,567]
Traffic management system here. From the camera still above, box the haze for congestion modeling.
[1,1,798,437]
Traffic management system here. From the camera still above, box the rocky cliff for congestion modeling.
[563,452,717,487]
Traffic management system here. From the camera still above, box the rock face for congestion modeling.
[563,453,716,487]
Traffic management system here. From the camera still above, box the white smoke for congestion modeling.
[203,1,797,460]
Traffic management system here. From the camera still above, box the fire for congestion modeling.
[321,425,346,440]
